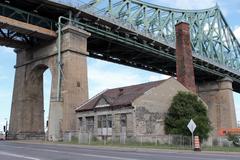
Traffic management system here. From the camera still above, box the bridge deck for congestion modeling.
[0,16,57,40]
[3,0,77,21]
[1,0,240,93]
[0,36,28,49]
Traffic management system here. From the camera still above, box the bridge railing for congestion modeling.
[51,0,175,47]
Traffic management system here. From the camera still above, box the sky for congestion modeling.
[1,0,240,132]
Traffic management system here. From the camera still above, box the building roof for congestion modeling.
[75,79,168,112]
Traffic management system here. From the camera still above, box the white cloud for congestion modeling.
[148,75,169,81]
[236,107,240,122]
[175,0,216,9]
[234,26,240,41]
[0,47,14,55]
[87,59,169,97]
[148,0,229,19]
[0,117,9,133]
[0,92,12,99]
[0,65,8,80]
[150,0,229,16]
[0,75,7,80]
[0,121,6,133]
[88,60,144,97]
[235,104,240,122]
[233,93,240,122]
[43,69,52,122]
[152,0,216,9]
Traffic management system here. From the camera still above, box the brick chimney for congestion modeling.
[175,22,196,93]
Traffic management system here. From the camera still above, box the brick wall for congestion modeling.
[175,22,196,93]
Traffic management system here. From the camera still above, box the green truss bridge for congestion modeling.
[1,0,240,91]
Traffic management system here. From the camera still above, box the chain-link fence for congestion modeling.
[62,131,240,152]
[63,131,192,149]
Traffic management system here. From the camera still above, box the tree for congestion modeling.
[164,91,212,140]
[227,134,240,147]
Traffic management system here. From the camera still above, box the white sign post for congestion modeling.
[187,119,196,149]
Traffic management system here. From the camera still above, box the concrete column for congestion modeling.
[9,25,90,141]
[9,50,45,140]
[198,77,237,136]
[126,113,133,136]
[175,22,196,93]
[48,25,90,141]
[82,117,87,133]
[132,110,137,137]
[112,113,118,137]
[94,115,98,135]
[111,113,115,140]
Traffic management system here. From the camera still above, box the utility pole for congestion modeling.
[5,118,8,140]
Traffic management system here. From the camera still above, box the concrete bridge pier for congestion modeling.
[8,25,90,141]
[175,22,237,136]
[198,77,237,136]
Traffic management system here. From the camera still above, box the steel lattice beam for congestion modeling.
[68,0,240,73]
[2,0,240,92]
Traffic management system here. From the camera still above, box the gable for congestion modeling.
[132,77,189,113]
[95,97,110,108]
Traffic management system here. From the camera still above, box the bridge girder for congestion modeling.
[1,0,240,92]
[70,0,240,73]
[0,2,56,47]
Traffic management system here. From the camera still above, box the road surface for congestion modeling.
[0,141,239,160]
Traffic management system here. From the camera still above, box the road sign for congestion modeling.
[187,119,196,134]
[187,119,197,150]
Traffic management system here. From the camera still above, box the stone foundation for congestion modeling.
[198,77,237,136]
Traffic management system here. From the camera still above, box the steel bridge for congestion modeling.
[1,0,240,92]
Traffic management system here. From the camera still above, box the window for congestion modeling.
[120,114,127,127]
[79,117,83,127]
[97,115,112,136]
[98,115,112,128]
[107,115,112,128]
[86,116,94,133]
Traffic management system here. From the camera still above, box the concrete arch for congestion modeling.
[28,64,49,81]
[27,64,51,133]
[9,25,90,141]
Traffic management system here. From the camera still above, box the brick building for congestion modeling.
[75,77,193,140]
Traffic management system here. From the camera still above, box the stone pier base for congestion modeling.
[8,25,90,141]
[198,77,237,136]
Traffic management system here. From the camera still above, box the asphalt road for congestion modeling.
[0,141,240,160]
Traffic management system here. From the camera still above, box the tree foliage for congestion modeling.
[164,91,212,140]
[228,134,240,147]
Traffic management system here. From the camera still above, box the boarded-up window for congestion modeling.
[79,117,83,127]
[86,116,94,133]
[97,114,112,136]
[98,115,112,128]
[120,114,127,127]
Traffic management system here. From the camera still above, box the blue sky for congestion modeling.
[1,0,240,132]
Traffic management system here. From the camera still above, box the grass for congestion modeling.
[59,139,193,150]
[57,138,240,153]
[202,146,240,152]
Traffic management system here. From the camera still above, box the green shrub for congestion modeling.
[164,91,212,141]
